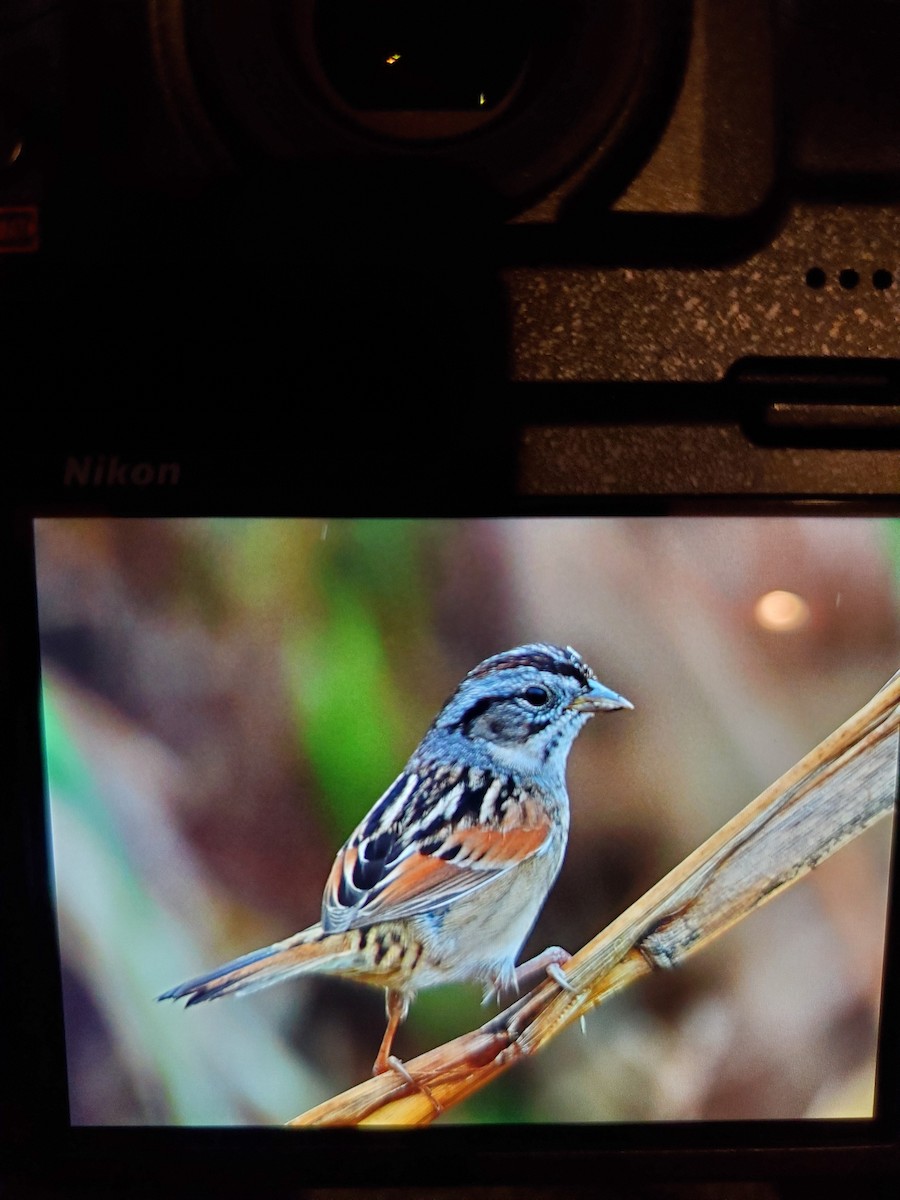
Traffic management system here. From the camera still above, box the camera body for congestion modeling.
[1,1,898,492]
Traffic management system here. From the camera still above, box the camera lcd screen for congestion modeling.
[32,515,898,1127]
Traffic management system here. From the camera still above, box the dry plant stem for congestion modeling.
[290,672,900,1127]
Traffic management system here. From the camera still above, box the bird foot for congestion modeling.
[512,945,577,994]
[378,1055,443,1116]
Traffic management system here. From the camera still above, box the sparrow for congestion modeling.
[160,643,632,1076]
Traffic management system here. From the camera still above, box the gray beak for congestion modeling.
[570,679,633,714]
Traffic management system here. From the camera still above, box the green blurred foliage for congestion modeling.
[288,584,408,837]
[881,519,900,593]
[286,520,436,837]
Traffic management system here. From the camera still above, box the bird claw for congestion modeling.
[382,1055,443,1116]
[546,961,581,995]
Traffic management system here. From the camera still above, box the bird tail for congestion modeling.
[158,923,364,1006]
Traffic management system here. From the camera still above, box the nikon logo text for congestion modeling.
[64,456,181,487]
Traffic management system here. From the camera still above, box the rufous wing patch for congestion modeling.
[355,821,552,924]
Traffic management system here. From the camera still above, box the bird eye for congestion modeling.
[522,685,550,707]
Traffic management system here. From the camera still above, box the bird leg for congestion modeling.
[373,989,442,1114]
[373,988,409,1075]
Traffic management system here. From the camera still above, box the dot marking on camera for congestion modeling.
[804,267,895,290]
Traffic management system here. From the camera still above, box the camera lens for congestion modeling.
[313,0,530,114]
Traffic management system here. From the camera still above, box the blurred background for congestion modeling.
[33,515,899,1125]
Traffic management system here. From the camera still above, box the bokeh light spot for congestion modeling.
[754,590,810,632]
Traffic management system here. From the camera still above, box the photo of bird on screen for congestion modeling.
[160,644,632,1078]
